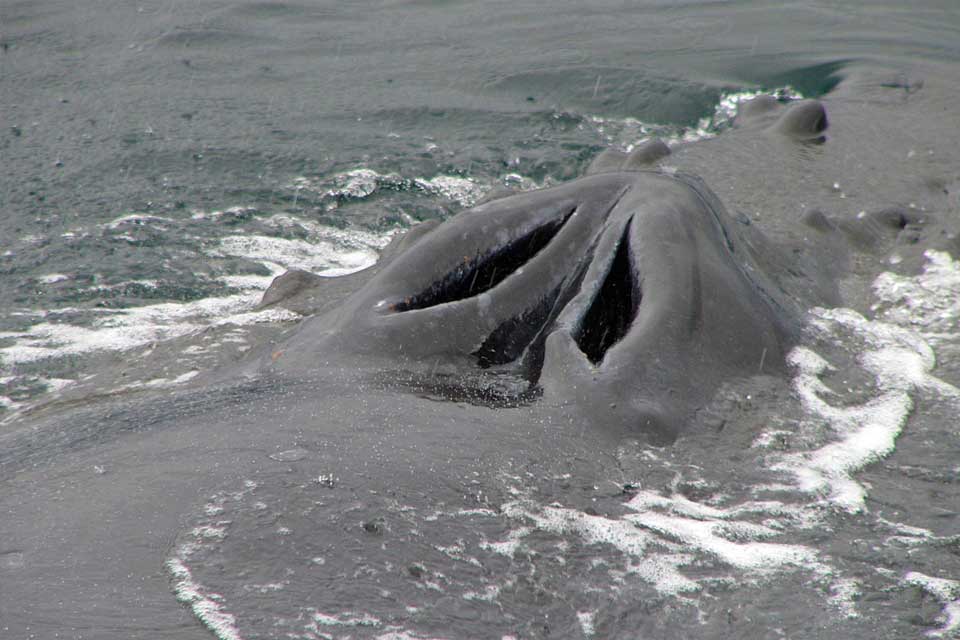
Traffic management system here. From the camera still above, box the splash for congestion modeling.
[290,169,486,208]
[873,250,960,339]
[0,216,390,410]
[772,306,959,513]
[903,572,960,638]
[587,86,803,150]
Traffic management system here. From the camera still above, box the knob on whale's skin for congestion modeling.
[586,139,673,175]
[734,95,829,141]
[773,99,829,139]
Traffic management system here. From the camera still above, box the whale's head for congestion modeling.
[273,164,810,443]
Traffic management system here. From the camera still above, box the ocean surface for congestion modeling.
[2,1,960,639]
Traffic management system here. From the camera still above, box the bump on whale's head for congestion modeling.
[734,95,829,141]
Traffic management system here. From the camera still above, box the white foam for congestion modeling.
[577,610,597,637]
[626,490,799,523]
[166,558,244,640]
[1,220,393,371]
[453,508,497,518]
[873,250,960,338]
[212,307,300,327]
[291,168,489,208]
[260,213,388,245]
[771,306,959,513]
[375,632,448,640]
[623,508,814,572]
[215,235,378,277]
[877,516,933,541]
[213,218,390,279]
[103,213,173,230]
[413,175,484,207]
[828,577,861,619]
[289,168,388,201]
[500,500,697,595]
[501,172,551,192]
[462,585,500,602]
[45,377,74,392]
[78,279,160,294]
[245,582,285,593]
[589,86,803,150]
[37,273,69,284]
[144,371,199,387]
[191,524,227,540]
[904,572,960,638]
[219,273,276,290]
[191,206,257,221]
[478,526,532,558]
[324,168,383,199]
[0,290,277,365]
[308,610,381,628]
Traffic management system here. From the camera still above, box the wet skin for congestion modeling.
[270,171,797,444]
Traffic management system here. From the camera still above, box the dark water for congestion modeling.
[4,0,956,315]
[2,1,960,639]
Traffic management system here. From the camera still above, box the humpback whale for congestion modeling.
[2,68,960,639]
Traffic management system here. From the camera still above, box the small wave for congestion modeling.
[903,572,960,638]
[37,273,70,285]
[166,481,259,640]
[0,217,392,410]
[0,287,288,366]
[167,558,243,640]
[772,307,958,513]
[103,213,175,230]
[214,235,378,277]
[586,85,803,150]
[290,168,487,208]
[872,249,960,339]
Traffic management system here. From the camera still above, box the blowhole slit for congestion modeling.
[472,285,562,369]
[391,206,576,312]
[574,219,640,364]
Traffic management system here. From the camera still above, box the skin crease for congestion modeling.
[2,65,959,639]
